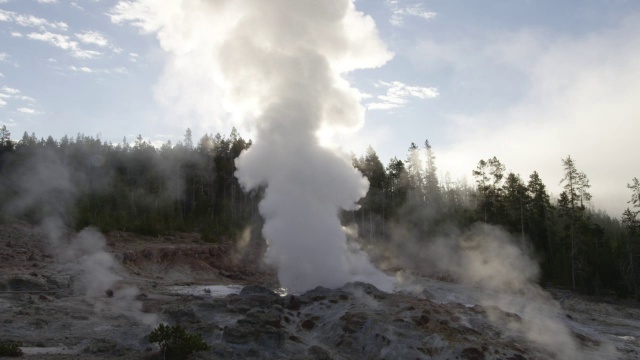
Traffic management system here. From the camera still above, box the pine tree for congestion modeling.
[502,172,529,246]
[423,139,441,209]
[560,155,592,289]
[622,178,640,296]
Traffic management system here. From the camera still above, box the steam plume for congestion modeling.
[111,0,395,292]
[6,149,156,326]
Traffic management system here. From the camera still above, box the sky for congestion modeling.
[0,0,638,218]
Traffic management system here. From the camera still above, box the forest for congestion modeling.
[0,124,639,298]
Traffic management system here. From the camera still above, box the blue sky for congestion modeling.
[1,0,639,217]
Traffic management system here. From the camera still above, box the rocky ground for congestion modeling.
[0,221,638,359]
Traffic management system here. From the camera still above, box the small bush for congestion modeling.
[148,324,209,360]
[0,340,23,357]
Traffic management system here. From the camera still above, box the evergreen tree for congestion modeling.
[423,139,441,209]
[472,156,505,223]
[405,142,423,203]
[559,155,592,289]
[622,178,640,296]
[502,172,529,245]
[527,171,554,266]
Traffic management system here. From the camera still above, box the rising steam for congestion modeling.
[6,149,156,326]
[111,0,395,292]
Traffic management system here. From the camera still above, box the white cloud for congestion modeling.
[69,65,93,73]
[75,30,108,47]
[16,95,36,102]
[17,107,42,115]
[1,86,20,94]
[37,0,59,3]
[0,98,6,108]
[387,0,436,27]
[71,3,84,11]
[0,86,37,107]
[27,31,101,58]
[367,80,438,110]
[68,65,128,75]
[0,10,68,31]
[0,72,4,77]
[437,18,640,217]
[0,10,10,22]
[10,31,23,37]
[0,53,7,62]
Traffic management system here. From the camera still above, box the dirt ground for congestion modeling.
[1,221,638,359]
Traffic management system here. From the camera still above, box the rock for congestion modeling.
[286,295,301,310]
[343,282,388,300]
[246,307,282,328]
[340,312,369,334]
[83,338,119,354]
[223,323,257,344]
[301,319,316,330]
[7,275,49,292]
[223,307,285,348]
[307,345,332,360]
[239,284,277,297]
[227,286,283,313]
[163,306,200,324]
[461,347,485,360]
[43,275,71,289]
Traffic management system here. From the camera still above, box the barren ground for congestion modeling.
[0,221,638,359]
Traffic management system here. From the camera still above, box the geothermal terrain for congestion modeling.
[1,221,639,360]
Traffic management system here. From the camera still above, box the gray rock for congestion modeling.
[307,345,332,360]
[7,275,49,292]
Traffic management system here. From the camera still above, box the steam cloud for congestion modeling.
[111,0,395,292]
[6,150,156,326]
[390,223,617,359]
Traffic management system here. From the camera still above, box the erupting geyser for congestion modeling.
[111,0,395,292]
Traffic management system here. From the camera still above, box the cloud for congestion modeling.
[27,31,101,58]
[68,65,128,75]
[367,80,438,110]
[10,31,23,37]
[0,86,36,109]
[75,30,108,47]
[17,107,42,115]
[387,0,436,27]
[0,72,4,77]
[1,86,20,94]
[436,17,640,217]
[0,10,68,31]
[37,0,59,3]
[69,65,93,73]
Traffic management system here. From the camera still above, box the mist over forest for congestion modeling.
[1,125,638,298]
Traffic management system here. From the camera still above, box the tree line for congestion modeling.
[352,140,639,297]
[1,125,638,297]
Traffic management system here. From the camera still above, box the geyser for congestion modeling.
[111,0,395,292]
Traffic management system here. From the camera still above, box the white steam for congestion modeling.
[7,150,157,326]
[111,0,395,293]
[391,223,617,359]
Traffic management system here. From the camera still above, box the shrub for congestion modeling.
[148,324,209,360]
[0,340,23,357]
